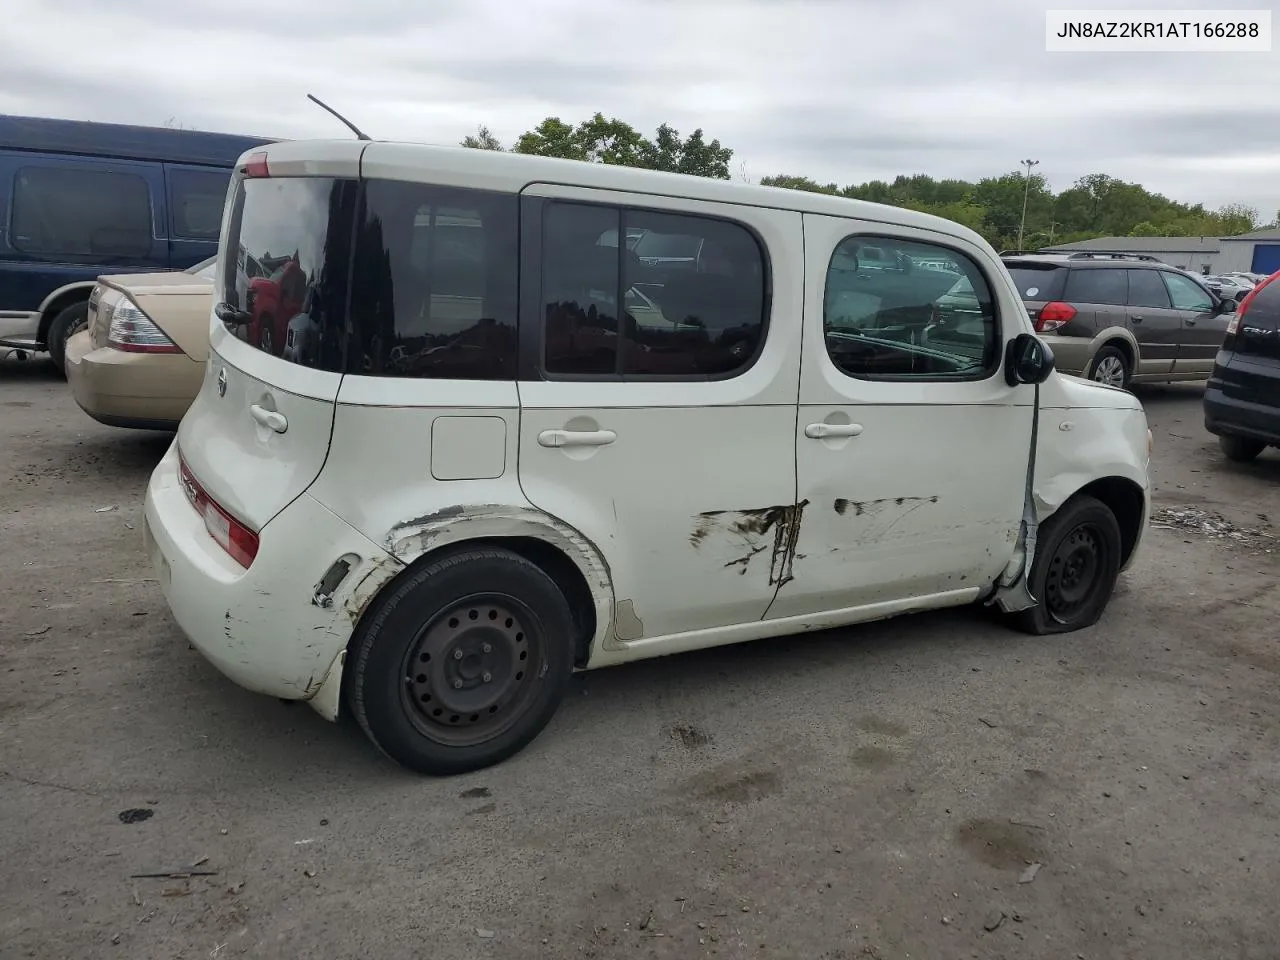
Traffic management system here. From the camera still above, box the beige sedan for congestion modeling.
[66,258,215,431]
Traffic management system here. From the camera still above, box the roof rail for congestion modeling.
[1065,252,1165,263]
[998,249,1047,257]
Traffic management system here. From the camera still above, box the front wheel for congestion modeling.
[1219,434,1265,463]
[349,547,575,775]
[1010,494,1122,635]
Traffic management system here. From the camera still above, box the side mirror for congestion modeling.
[1217,297,1237,313]
[1005,332,1055,386]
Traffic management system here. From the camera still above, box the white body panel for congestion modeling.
[142,138,1153,724]
[515,184,804,641]
[771,214,1035,619]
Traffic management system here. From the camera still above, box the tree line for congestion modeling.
[462,116,1271,250]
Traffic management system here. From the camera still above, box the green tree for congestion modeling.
[509,114,734,179]
[759,174,838,194]
[1129,221,1161,236]
[460,124,504,151]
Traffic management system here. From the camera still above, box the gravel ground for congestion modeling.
[2,355,1278,960]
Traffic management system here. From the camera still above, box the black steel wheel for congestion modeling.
[349,547,574,775]
[1010,494,1122,635]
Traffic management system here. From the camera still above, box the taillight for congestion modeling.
[106,295,182,354]
[177,452,259,568]
[1035,301,1077,333]
[241,152,270,178]
[1227,270,1278,335]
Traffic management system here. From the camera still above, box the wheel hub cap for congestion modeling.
[403,601,534,735]
[1045,525,1103,623]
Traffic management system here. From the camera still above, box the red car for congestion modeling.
[246,257,307,356]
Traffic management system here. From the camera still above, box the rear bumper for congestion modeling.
[66,332,202,429]
[143,442,404,714]
[1037,333,1092,376]
[1204,382,1280,445]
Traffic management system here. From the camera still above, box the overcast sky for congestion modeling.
[3,0,1276,221]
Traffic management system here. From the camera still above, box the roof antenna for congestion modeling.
[306,93,371,141]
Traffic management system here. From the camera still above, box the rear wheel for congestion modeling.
[1088,345,1131,390]
[46,301,89,376]
[1219,434,1265,463]
[349,547,575,775]
[1010,494,1122,635]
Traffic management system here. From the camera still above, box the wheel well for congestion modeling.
[350,537,600,671]
[1073,476,1145,566]
[38,289,92,342]
[1096,337,1134,370]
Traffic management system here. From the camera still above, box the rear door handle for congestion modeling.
[1185,319,1197,326]
[249,403,287,433]
[1130,315,1144,323]
[805,422,864,439]
[538,428,617,448]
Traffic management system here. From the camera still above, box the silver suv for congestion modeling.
[1002,253,1237,389]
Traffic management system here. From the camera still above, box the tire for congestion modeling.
[1219,434,1265,463]
[1087,344,1131,390]
[1010,494,1123,636]
[46,301,89,376]
[349,547,575,775]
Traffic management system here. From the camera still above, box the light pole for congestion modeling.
[1018,158,1039,251]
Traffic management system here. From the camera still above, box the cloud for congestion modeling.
[1,0,1275,217]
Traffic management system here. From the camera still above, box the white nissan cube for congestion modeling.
[143,140,1152,775]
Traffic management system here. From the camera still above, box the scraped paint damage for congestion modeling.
[692,500,809,587]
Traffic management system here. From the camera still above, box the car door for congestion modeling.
[767,215,1035,622]
[1124,268,1181,377]
[1162,270,1227,376]
[516,186,803,641]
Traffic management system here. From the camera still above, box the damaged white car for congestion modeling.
[143,140,1152,775]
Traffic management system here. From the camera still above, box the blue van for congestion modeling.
[0,114,273,372]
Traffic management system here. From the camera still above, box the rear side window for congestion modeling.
[1239,281,1280,334]
[169,168,230,240]
[1126,270,1171,309]
[1162,272,1214,312]
[1064,268,1127,306]
[349,182,519,379]
[824,236,999,380]
[10,165,152,258]
[1003,262,1066,301]
[220,177,357,372]
[541,202,768,378]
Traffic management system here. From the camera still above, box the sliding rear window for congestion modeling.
[220,177,357,372]
[1003,261,1066,301]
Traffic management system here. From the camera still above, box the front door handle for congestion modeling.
[249,403,287,433]
[805,422,864,439]
[538,428,617,448]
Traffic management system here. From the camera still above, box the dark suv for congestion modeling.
[1001,252,1237,389]
[1204,271,1280,462]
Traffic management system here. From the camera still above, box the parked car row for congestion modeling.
[0,114,272,370]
